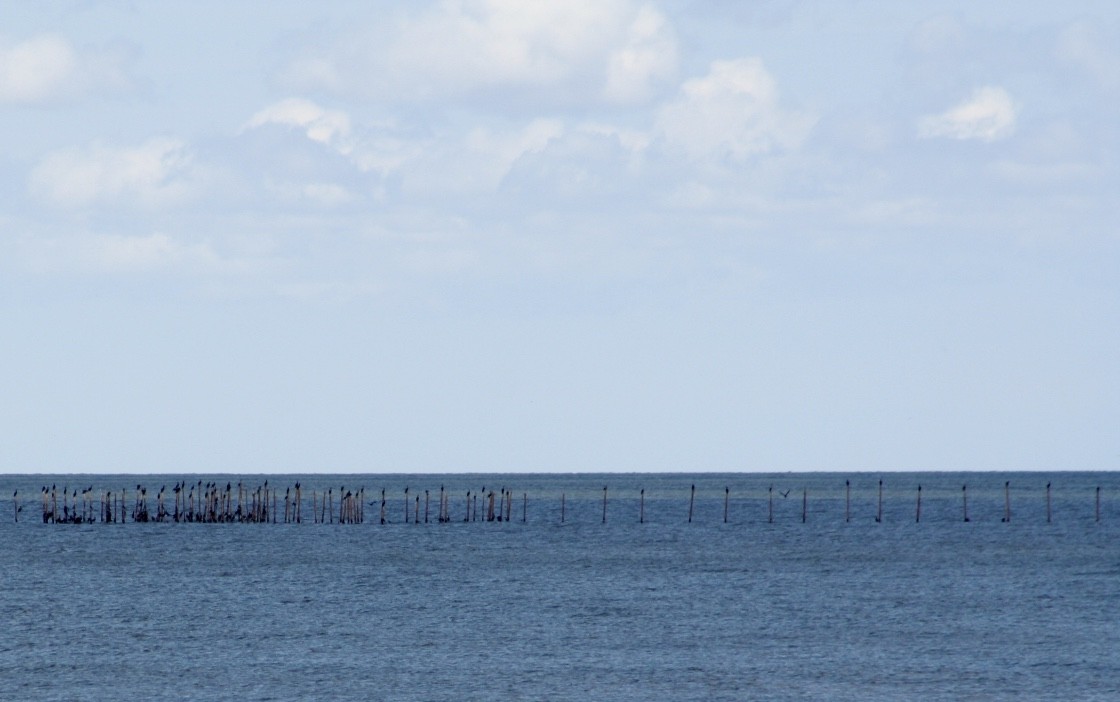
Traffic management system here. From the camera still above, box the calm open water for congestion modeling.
[0,472,1117,701]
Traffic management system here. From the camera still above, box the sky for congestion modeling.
[1,1,1117,474]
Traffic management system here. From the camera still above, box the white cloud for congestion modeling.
[0,34,137,105]
[603,5,678,103]
[0,34,74,103]
[466,118,565,178]
[29,138,201,208]
[245,98,425,179]
[277,0,677,106]
[579,122,650,153]
[918,86,1017,142]
[654,58,815,161]
[246,98,353,151]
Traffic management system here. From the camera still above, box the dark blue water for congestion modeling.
[1,472,1117,700]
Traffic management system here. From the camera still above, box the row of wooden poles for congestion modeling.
[590,482,1106,525]
[800,480,1105,524]
[11,480,1109,525]
[16,482,521,525]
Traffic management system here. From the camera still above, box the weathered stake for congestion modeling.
[688,484,695,524]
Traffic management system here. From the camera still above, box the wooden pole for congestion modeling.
[602,486,607,524]
[522,493,527,523]
[876,480,883,523]
[12,491,17,522]
[845,480,850,523]
[1003,481,1011,523]
[768,486,773,524]
[414,495,420,525]
[404,487,409,524]
[801,488,807,524]
[1096,487,1101,523]
[639,489,645,524]
[962,485,969,522]
[1046,482,1052,524]
[915,485,922,523]
[561,492,565,524]
[688,484,695,524]
[425,490,430,524]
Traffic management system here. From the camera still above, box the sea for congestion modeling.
[0,471,1117,701]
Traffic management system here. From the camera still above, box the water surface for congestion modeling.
[1,472,1117,701]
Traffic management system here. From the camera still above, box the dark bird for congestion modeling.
[779,489,791,498]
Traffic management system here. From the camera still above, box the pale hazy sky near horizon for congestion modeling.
[1,1,1117,474]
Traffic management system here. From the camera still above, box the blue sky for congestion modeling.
[1,1,1117,473]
